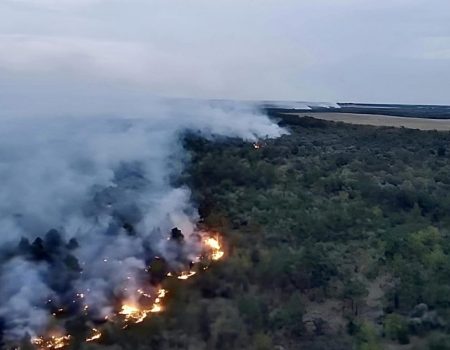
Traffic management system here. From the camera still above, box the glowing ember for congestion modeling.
[32,334,71,350]
[86,328,102,342]
[137,288,152,298]
[204,236,224,261]
[177,271,196,280]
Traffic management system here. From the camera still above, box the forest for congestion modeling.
[179,114,450,350]
[15,114,450,350]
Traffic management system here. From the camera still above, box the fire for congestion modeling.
[119,287,167,324]
[119,304,149,323]
[177,271,196,280]
[211,250,224,261]
[157,288,167,299]
[86,328,102,342]
[151,288,166,312]
[253,143,261,149]
[32,335,71,350]
[137,288,152,298]
[150,303,162,313]
[27,230,224,350]
[204,236,224,261]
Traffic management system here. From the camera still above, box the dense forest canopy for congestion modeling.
[180,115,450,350]
[10,115,450,350]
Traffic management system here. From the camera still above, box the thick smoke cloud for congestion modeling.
[0,96,284,340]
[0,259,51,339]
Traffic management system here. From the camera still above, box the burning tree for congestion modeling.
[12,227,224,350]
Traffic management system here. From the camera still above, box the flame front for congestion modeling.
[26,231,224,350]
[204,236,224,261]
[86,328,102,342]
[32,335,71,350]
[119,304,149,324]
[177,271,196,280]
[120,287,167,325]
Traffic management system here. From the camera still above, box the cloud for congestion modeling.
[416,36,450,60]
[1,0,449,103]
[0,32,307,100]
[0,35,159,80]
[4,0,108,10]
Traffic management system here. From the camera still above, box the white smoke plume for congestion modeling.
[0,95,284,340]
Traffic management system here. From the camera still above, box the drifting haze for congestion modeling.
[0,0,449,104]
[0,0,292,340]
[0,99,284,339]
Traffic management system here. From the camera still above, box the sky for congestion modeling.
[0,0,449,105]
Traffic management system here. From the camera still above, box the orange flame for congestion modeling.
[30,231,225,350]
[119,287,167,324]
[204,236,224,261]
[32,334,71,350]
[177,271,196,280]
[119,304,149,323]
[85,328,102,342]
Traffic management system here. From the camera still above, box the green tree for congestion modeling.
[384,314,409,344]
[356,322,381,350]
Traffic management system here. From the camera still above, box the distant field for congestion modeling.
[290,112,450,131]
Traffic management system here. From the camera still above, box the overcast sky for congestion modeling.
[0,0,449,105]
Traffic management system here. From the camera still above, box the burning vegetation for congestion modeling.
[9,228,224,350]
[31,334,71,349]
[252,140,267,150]
[119,287,167,325]
[204,237,224,261]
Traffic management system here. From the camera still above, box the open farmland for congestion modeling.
[289,112,450,131]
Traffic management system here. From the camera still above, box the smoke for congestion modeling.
[0,259,51,339]
[0,95,284,340]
